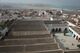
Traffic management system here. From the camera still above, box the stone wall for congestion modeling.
[64,50,80,53]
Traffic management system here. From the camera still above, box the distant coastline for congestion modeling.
[0,3,80,10]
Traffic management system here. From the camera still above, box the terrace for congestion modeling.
[55,33,80,49]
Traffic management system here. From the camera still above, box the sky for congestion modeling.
[0,0,80,5]
[0,0,80,9]
[0,0,61,4]
[0,0,80,4]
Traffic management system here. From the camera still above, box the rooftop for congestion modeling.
[0,20,63,53]
[44,20,68,25]
[70,26,80,35]
[12,20,47,31]
[55,33,80,49]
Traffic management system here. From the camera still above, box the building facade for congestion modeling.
[44,20,69,33]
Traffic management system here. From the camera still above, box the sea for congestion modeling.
[0,3,80,10]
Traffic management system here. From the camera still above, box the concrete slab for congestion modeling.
[6,34,51,39]
[25,43,59,52]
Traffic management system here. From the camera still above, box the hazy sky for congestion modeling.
[0,0,80,6]
[0,0,61,4]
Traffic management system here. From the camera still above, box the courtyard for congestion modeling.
[55,33,80,50]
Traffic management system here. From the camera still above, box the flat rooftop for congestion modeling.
[55,33,80,49]
[0,20,62,53]
[44,20,68,25]
[12,20,47,31]
[70,26,80,35]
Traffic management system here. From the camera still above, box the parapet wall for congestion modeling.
[64,49,80,53]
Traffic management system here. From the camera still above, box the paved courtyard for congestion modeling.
[55,33,80,49]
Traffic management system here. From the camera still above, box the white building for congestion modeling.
[38,10,48,17]
[44,20,69,33]
[69,26,80,41]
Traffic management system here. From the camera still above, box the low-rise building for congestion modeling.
[44,20,68,33]
[69,26,80,41]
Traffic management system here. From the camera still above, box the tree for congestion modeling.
[64,28,68,36]
[77,44,80,48]
[0,32,2,37]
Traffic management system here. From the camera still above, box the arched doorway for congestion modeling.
[51,28,55,33]
[64,28,68,33]
[55,28,58,32]
[59,28,61,32]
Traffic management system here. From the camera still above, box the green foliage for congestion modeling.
[0,22,6,29]
[0,19,15,29]
[64,28,68,33]
[0,32,1,36]
[64,28,68,36]
[5,20,9,24]
[0,32,2,36]
[77,44,80,48]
